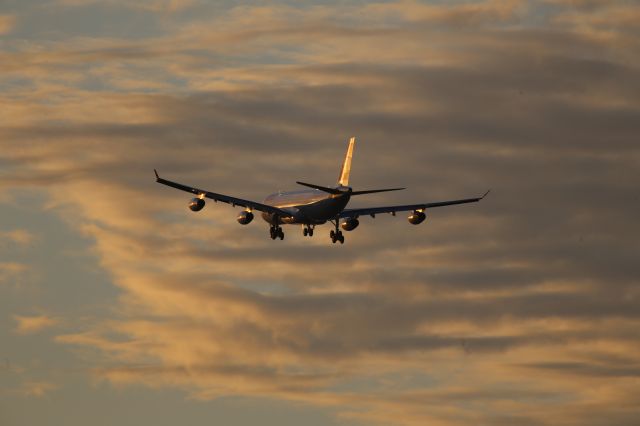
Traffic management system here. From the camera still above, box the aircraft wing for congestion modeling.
[339,190,490,218]
[155,170,293,217]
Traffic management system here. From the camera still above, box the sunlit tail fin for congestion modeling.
[338,137,355,187]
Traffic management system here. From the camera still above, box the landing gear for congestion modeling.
[329,220,344,244]
[302,225,314,237]
[270,225,284,240]
[330,230,344,244]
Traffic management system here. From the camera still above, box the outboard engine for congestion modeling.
[237,210,254,225]
[189,197,205,212]
[408,210,426,225]
[341,217,359,231]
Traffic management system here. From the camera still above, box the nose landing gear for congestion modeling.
[302,225,315,237]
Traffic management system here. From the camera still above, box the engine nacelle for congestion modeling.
[189,197,205,212]
[237,210,254,225]
[341,218,359,231]
[408,210,426,225]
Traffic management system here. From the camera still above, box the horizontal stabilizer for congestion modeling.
[297,181,405,196]
[351,187,405,196]
[296,181,342,194]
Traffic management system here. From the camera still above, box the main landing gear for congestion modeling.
[302,224,314,237]
[270,225,284,240]
[329,218,344,244]
[330,230,344,244]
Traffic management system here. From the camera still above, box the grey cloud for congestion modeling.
[2,2,640,424]
[521,361,640,378]
[143,274,639,363]
[97,362,336,388]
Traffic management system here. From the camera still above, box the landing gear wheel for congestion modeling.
[270,226,284,240]
[308,228,314,237]
[330,217,344,244]
[303,228,308,237]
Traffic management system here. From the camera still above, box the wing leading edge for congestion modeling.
[154,170,292,217]
[339,190,490,219]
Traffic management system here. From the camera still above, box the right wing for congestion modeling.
[155,170,292,217]
[339,190,490,218]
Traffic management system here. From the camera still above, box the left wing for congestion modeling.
[339,190,490,218]
[155,170,292,217]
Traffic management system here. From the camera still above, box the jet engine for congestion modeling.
[189,197,205,212]
[341,217,359,231]
[237,210,254,225]
[408,210,426,225]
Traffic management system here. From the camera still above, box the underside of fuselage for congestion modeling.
[261,189,351,225]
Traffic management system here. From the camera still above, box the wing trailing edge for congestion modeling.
[154,170,292,217]
[339,190,490,218]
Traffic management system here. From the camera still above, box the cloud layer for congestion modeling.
[1,1,639,425]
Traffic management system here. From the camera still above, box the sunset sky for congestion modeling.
[1,1,639,425]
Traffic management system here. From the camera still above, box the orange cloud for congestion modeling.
[0,229,37,248]
[1,1,639,424]
[56,0,195,12]
[0,262,28,286]
[17,381,58,397]
[0,15,16,35]
[13,315,59,335]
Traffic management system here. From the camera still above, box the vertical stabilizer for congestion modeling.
[338,137,355,187]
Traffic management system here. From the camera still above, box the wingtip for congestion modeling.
[154,169,159,179]
[482,189,491,199]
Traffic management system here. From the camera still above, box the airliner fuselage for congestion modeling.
[262,188,351,226]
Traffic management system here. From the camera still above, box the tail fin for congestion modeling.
[338,137,355,187]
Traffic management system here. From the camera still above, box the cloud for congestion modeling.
[17,381,58,397]
[13,314,59,335]
[0,262,28,286]
[0,229,37,249]
[363,0,526,26]
[56,0,196,12]
[0,15,16,35]
[1,0,639,424]
[521,361,640,378]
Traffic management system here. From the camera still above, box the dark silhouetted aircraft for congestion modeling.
[155,137,489,244]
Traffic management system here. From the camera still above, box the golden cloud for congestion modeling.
[0,262,28,286]
[17,381,58,398]
[0,15,16,35]
[13,314,59,335]
[1,1,639,424]
[0,229,37,248]
[56,0,195,12]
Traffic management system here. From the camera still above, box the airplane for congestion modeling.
[154,137,489,244]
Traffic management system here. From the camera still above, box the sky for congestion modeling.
[1,0,639,425]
